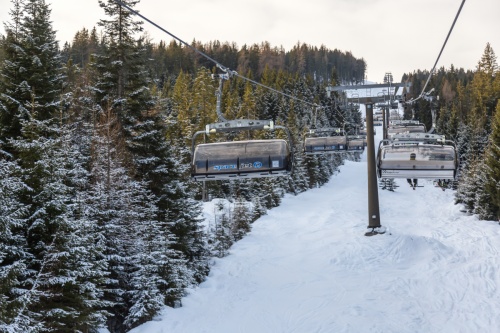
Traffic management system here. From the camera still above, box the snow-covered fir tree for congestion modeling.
[0,143,31,332]
[482,101,500,220]
[231,198,253,241]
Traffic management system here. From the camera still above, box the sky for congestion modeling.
[113,104,500,333]
[1,0,499,83]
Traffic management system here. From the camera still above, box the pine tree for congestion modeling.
[231,198,252,241]
[0,0,24,143]
[95,2,210,321]
[192,67,217,128]
[483,101,500,220]
[455,122,473,171]
[0,0,62,150]
[167,73,211,282]
[210,200,233,258]
[468,43,499,133]
[0,1,110,331]
[68,27,100,69]
[473,160,495,220]
[455,157,480,213]
[287,106,309,194]
[5,112,110,332]
[0,143,31,331]
[88,104,179,332]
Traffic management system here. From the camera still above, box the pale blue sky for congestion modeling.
[1,0,499,82]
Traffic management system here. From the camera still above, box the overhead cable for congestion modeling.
[411,0,466,103]
[112,0,324,109]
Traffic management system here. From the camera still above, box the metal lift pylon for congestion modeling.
[326,81,409,235]
[363,102,385,236]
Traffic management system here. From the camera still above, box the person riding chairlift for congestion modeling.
[436,179,450,191]
[406,153,418,190]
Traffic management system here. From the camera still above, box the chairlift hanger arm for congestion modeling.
[191,130,207,155]
[213,73,229,122]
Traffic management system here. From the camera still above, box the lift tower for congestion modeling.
[326,80,411,236]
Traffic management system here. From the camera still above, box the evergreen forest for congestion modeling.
[0,0,499,332]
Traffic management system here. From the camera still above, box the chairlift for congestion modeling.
[304,127,348,155]
[376,133,458,180]
[191,119,293,181]
[389,110,401,121]
[347,135,366,152]
[373,110,384,126]
[387,120,426,139]
[358,126,373,140]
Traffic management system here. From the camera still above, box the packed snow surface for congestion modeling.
[130,110,500,333]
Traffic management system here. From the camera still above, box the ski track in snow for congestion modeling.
[131,121,500,333]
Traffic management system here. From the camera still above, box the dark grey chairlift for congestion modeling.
[387,120,426,139]
[347,135,366,152]
[303,127,348,155]
[191,119,293,181]
[347,125,368,151]
[377,132,458,180]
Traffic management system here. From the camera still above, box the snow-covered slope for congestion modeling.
[130,108,500,333]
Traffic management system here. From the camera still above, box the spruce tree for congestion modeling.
[5,114,109,332]
[0,144,31,331]
[210,200,233,258]
[473,160,495,220]
[483,101,500,220]
[95,1,210,316]
[0,0,24,143]
[455,157,480,213]
[88,104,176,332]
[0,1,110,331]
[1,0,64,149]
[287,106,310,194]
[231,198,252,241]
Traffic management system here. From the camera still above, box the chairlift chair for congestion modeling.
[373,111,384,126]
[358,127,371,143]
[191,119,293,181]
[347,135,366,152]
[303,127,348,155]
[376,133,458,180]
[389,110,401,121]
[387,120,426,139]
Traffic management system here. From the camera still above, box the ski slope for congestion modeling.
[130,109,500,333]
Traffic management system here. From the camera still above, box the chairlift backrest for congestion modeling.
[376,138,458,180]
[192,139,292,181]
[391,132,445,143]
[304,127,348,155]
[347,135,366,151]
[387,122,426,139]
[191,119,293,181]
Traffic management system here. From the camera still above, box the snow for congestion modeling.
[129,106,500,333]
